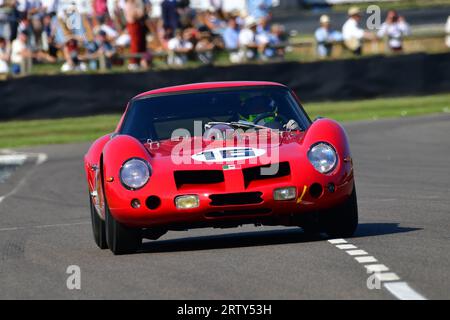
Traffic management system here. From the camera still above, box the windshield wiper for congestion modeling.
[205,121,270,130]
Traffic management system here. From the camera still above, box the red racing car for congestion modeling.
[85,81,358,254]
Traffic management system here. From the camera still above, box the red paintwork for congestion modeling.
[84,82,354,228]
[133,81,286,100]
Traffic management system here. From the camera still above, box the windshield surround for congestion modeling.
[119,86,311,142]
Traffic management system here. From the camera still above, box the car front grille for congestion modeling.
[209,192,263,206]
[174,170,224,189]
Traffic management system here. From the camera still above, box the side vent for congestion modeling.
[174,170,224,189]
[243,162,291,188]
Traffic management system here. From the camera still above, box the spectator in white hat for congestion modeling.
[314,14,342,58]
[239,15,258,60]
[342,6,374,55]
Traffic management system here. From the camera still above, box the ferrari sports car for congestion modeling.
[85,81,358,254]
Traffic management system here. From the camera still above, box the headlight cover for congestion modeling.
[307,142,337,174]
[120,158,151,190]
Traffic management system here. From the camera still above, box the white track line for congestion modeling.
[346,249,368,256]
[375,272,401,282]
[33,222,90,229]
[328,238,347,244]
[0,227,24,232]
[0,154,27,165]
[365,264,390,273]
[384,282,427,300]
[355,256,378,263]
[0,152,48,206]
[336,244,357,250]
[328,238,427,300]
[0,175,30,205]
[36,153,48,165]
[0,222,89,232]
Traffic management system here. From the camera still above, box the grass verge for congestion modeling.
[0,93,449,149]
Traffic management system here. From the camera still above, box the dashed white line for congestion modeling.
[346,249,368,256]
[328,238,347,244]
[384,282,427,300]
[328,238,427,300]
[355,256,378,263]
[375,272,401,282]
[365,264,389,273]
[336,244,357,250]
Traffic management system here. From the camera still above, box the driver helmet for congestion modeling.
[241,95,276,120]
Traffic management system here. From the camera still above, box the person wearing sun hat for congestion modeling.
[342,6,375,55]
[315,14,342,58]
[238,15,259,60]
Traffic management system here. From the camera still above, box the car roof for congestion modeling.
[133,81,287,99]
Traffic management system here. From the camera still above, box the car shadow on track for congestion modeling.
[353,223,421,238]
[138,228,323,254]
[137,223,420,254]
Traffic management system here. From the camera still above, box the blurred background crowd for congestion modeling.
[0,0,449,76]
[0,0,289,74]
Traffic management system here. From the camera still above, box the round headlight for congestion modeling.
[307,142,337,174]
[120,158,151,190]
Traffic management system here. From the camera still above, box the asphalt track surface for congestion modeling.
[0,114,449,299]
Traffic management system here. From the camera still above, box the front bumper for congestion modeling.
[105,171,354,228]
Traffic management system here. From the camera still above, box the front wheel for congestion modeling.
[90,195,107,249]
[105,204,142,255]
[323,184,359,238]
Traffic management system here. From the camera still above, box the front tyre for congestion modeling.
[90,195,107,249]
[324,183,358,238]
[105,204,142,255]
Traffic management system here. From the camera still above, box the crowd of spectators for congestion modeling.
[0,1,446,77]
[0,0,287,75]
[315,7,411,58]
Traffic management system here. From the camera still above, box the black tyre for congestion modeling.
[324,183,359,238]
[90,195,108,249]
[300,213,323,235]
[105,204,142,255]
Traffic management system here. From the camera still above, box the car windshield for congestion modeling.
[120,86,311,141]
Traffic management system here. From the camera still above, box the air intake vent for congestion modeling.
[243,162,291,187]
[209,192,263,206]
[174,170,224,189]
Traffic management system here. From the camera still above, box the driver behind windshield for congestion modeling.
[121,87,307,141]
[238,95,284,130]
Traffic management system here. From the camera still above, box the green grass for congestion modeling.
[0,93,449,149]
[305,93,450,121]
[0,114,121,149]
